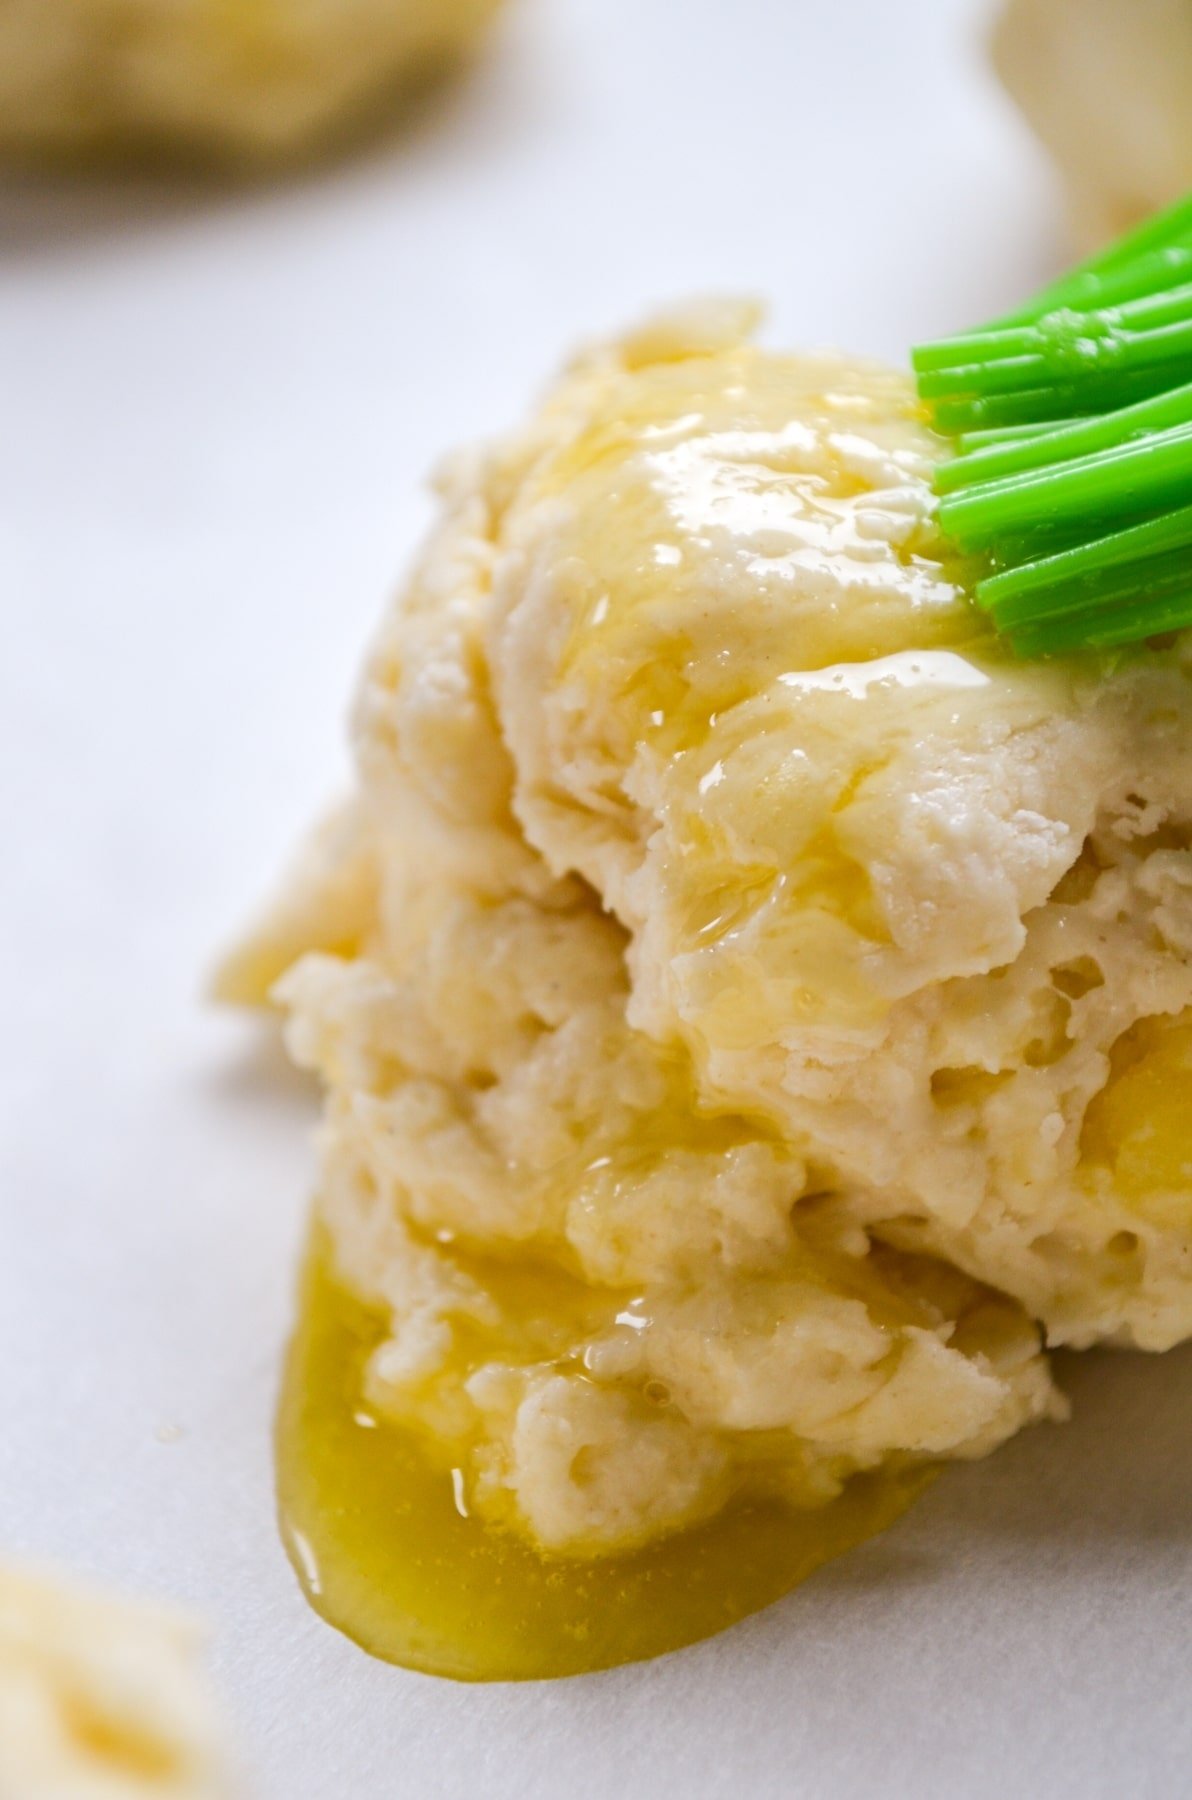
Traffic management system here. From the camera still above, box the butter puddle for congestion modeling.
[276,1239,935,1682]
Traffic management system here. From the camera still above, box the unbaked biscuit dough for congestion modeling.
[0,0,502,164]
[994,0,1192,246]
[0,1563,232,1799]
[226,302,1192,1561]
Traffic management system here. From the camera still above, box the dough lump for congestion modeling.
[226,302,1192,1553]
[994,0,1192,245]
[0,1562,232,1799]
[0,0,501,163]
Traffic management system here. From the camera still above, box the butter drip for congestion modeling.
[277,1241,932,1681]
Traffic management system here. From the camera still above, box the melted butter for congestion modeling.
[277,1241,934,1682]
[776,649,991,701]
[1082,1012,1192,1229]
[504,349,1016,1045]
[524,348,983,757]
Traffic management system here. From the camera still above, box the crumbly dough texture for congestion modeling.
[0,0,501,163]
[994,0,1192,246]
[226,302,1192,1555]
[0,1563,231,1799]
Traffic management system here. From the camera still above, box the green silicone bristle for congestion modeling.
[940,423,1192,556]
[979,502,1192,647]
[913,188,1192,656]
[937,381,1192,494]
[988,191,1192,326]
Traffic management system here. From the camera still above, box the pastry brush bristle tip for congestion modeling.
[913,190,1192,656]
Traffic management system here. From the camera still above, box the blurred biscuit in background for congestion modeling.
[994,0,1192,247]
[0,1562,235,1799]
[0,0,504,167]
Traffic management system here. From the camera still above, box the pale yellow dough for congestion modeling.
[994,0,1192,246]
[225,303,1192,1555]
[0,1563,232,1799]
[0,0,501,163]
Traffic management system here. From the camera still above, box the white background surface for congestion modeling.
[3,1,1192,1795]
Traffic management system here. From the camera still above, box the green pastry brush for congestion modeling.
[912,190,1192,656]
